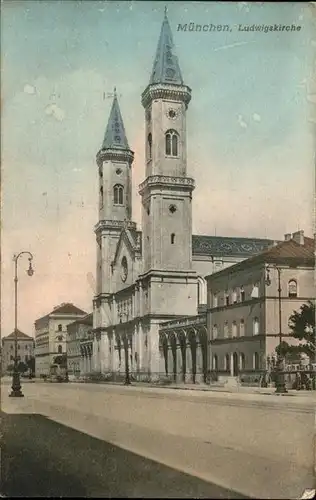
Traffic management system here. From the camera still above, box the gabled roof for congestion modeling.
[3,329,33,341]
[50,303,87,315]
[149,12,184,85]
[192,235,276,258]
[206,236,315,280]
[35,303,87,327]
[101,89,130,150]
[67,313,93,329]
[112,228,138,267]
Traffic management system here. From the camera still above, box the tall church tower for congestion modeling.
[139,12,198,377]
[94,89,134,318]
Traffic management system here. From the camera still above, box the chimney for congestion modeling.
[292,230,304,245]
[284,233,291,241]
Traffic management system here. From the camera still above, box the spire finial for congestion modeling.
[164,5,167,16]
[114,86,117,97]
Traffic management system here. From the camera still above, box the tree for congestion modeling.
[277,301,316,360]
[17,361,28,373]
[26,356,35,375]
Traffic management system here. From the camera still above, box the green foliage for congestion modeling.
[279,301,316,360]
[17,361,28,373]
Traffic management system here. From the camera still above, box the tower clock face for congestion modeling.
[166,107,179,120]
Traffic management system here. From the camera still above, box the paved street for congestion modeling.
[1,380,315,499]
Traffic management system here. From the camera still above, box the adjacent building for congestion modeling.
[34,302,87,377]
[67,313,93,378]
[1,330,35,373]
[206,231,315,378]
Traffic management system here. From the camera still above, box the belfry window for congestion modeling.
[114,184,124,205]
[165,130,178,157]
[148,133,152,159]
[171,233,175,244]
[100,186,104,207]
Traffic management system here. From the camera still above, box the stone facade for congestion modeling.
[67,313,93,378]
[206,231,315,379]
[1,330,34,373]
[34,302,87,376]
[91,13,277,382]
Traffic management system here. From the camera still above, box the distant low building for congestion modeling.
[67,313,93,378]
[34,302,87,377]
[205,230,315,379]
[1,330,35,374]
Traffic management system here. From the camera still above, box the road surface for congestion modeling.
[1,380,315,498]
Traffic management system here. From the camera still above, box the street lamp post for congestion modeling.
[10,251,34,398]
[119,313,131,385]
[265,264,287,394]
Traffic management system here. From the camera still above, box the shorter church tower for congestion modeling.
[93,90,134,372]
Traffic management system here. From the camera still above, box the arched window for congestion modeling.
[114,184,124,205]
[253,352,259,370]
[165,130,178,157]
[225,353,230,372]
[147,133,152,159]
[213,354,218,371]
[58,345,62,354]
[253,317,259,335]
[171,233,175,244]
[58,324,62,332]
[100,186,104,207]
[240,353,245,370]
[288,279,297,297]
[197,276,207,304]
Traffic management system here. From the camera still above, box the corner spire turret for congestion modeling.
[149,11,184,85]
[101,88,130,150]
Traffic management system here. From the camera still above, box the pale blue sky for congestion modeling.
[1,1,314,336]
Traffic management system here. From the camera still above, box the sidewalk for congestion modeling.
[66,377,316,399]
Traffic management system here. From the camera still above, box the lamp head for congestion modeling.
[265,267,271,286]
[27,260,34,277]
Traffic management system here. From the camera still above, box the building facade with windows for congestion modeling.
[206,231,315,378]
[91,12,277,382]
[67,313,93,378]
[1,330,35,373]
[34,302,87,377]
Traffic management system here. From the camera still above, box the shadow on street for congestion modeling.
[0,411,250,498]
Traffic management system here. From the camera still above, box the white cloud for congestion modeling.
[45,103,65,122]
[237,114,248,128]
[23,84,36,95]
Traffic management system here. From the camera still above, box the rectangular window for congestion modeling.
[213,294,218,308]
[213,325,218,339]
[232,321,237,337]
[224,321,229,337]
[240,287,245,302]
[225,291,230,306]
[240,319,245,336]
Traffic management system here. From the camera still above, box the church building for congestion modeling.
[91,12,275,382]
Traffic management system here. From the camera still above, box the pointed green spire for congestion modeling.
[102,88,130,150]
[150,10,184,85]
